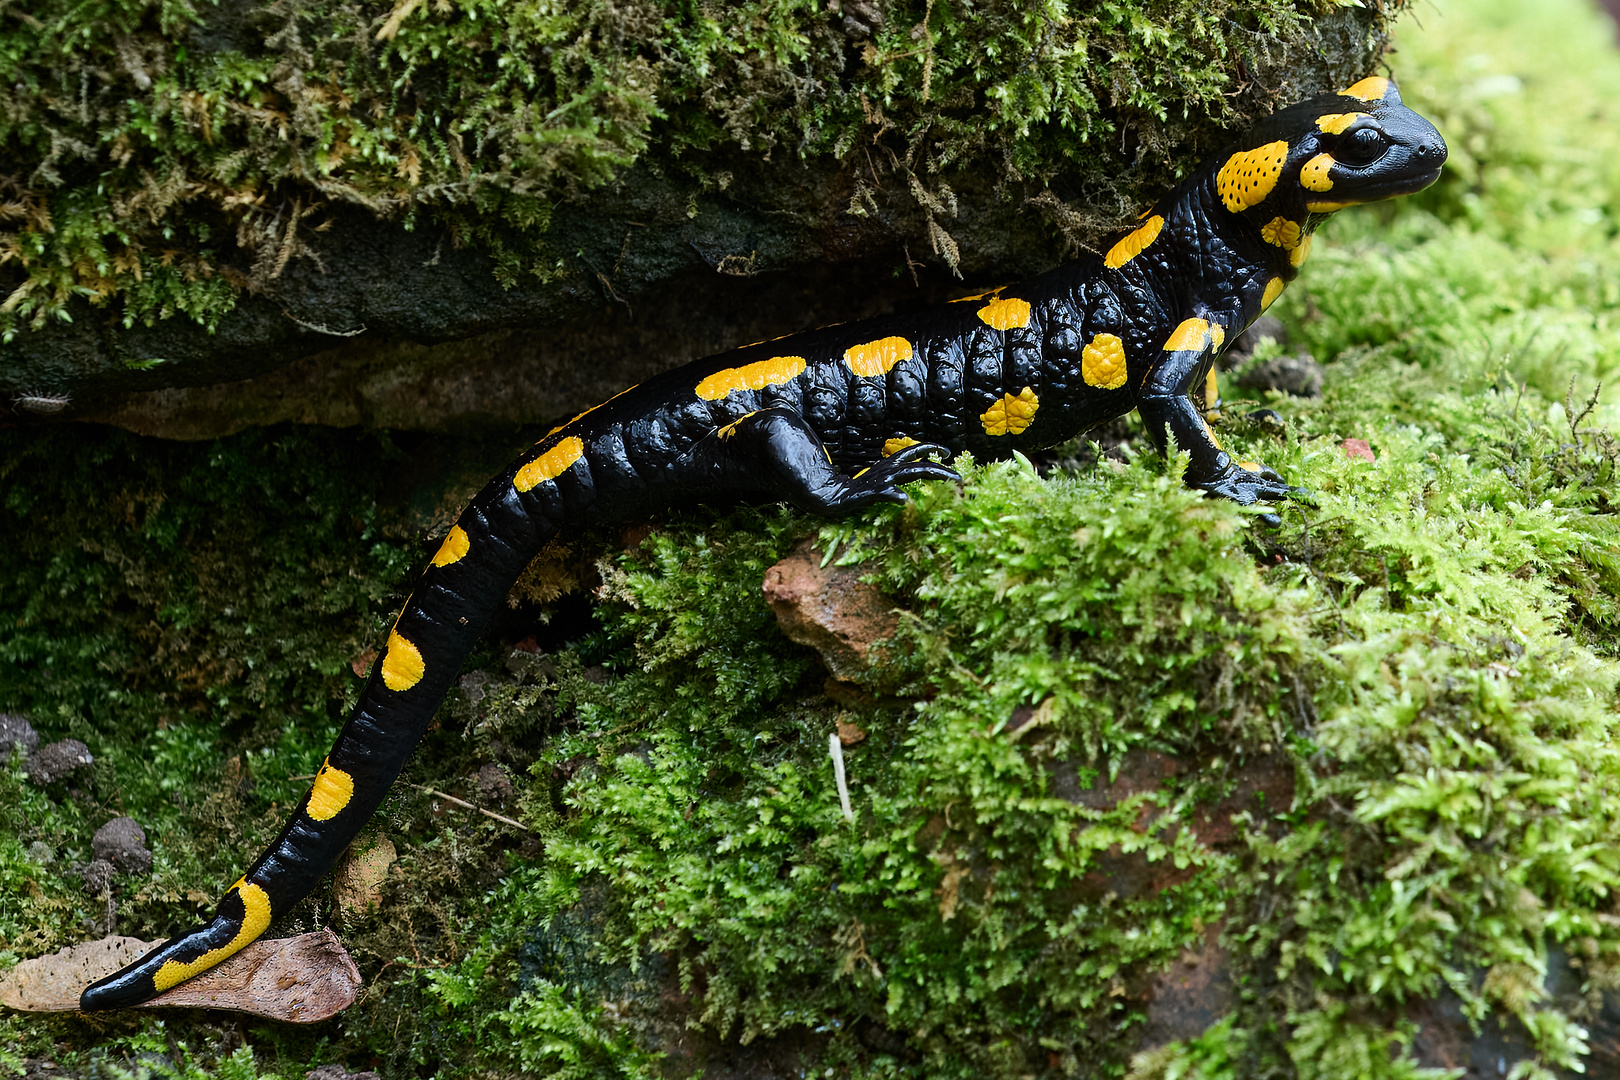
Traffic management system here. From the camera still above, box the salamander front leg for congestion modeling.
[1138,317,1299,518]
[698,409,959,517]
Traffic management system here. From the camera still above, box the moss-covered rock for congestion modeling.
[1,0,1394,424]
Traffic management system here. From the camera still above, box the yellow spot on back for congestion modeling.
[152,881,273,992]
[1104,215,1164,269]
[694,356,807,400]
[1301,153,1335,193]
[1081,333,1128,390]
[1259,217,1302,250]
[430,525,469,567]
[1204,369,1221,412]
[1261,277,1287,311]
[1163,318,1221,354]
[977,297,1032,330]
[844,337,913,377]
[980,387,1039,436]
[1216,141,1290,213]
[306,758,355,821]
[514,436,585,492]
[1315,112,1371,135]
[1290,234,1313,268]
[882,437,918,457]
[1339,76,1391,102]
[381,629,425,692]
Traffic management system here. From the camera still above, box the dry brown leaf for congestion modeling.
[1,929,360,1022]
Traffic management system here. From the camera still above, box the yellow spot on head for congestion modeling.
[430,525,469,567]
[152,881,273,992]
[882,437,918,457]
[1259,217,1302,250]
[1216,141,1290,213]
[1315,112,1371,135]
[1261,277,1287,311]
[306,757,355,821]
[694,356,807,400]
[514,436,585,493]
[1301,153,1335,193]
[1081,333,1128,390]
[844,337,913,377]
[980,387,1039,436]
[381,629,425,692]
[1163,318,1220,354]
[1306,199,1355,213]
[977,297,1032,330]
[1289,233,1313,268]
[1339,76,1392,102]
[1104,215,1164,269]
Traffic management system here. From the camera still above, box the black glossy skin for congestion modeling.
[81,79,1446,1011]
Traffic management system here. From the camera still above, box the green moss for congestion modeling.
[0,0,1376,343]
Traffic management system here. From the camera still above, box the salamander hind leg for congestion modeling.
[703,409,958,517]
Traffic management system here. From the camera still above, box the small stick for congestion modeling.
[287,775,532,831]
[829,734,854,824]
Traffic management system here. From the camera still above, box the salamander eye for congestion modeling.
[1336,126,1388,167]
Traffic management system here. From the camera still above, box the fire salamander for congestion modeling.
[81,77,1444,1010]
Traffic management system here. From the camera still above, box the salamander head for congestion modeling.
[1212,77,1447,221]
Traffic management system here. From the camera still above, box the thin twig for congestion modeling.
[287,774,532,831]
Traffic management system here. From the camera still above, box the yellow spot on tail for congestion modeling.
[1315,112,1371,135]
[1301,153,1335,193]
[1104,215,1164,269]
[1261,277,1287,311]
[514,436,585,492]
[306,758,355,821]
[977,297,1032,330]
[844,336,913,377]
[430,525,469,567]
[381,629,425,692]
[1238,460,1264,473]
[1204,419,1222,450]
[1290,233,1313,268]
[882,437,918,457]
[1081,333,1128,390]
[980,387,1039,436]
[1260,217,1302,250]
[1216,141,1289,213]
[1340,76,1391,102]
[1163,318,1222,354]
[152,881,273,992]
[694,356,807,400]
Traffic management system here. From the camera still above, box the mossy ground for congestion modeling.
[4,0,1620,1077]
